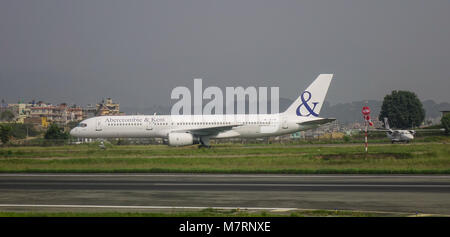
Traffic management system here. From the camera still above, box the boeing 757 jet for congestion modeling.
[70,74,335,147]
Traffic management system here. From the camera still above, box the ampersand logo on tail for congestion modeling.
[296,91,319,117]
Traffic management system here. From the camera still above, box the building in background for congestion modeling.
[82,104,97,119]
[96,98,123,116]
[26,101,84,126]
[23,117,48,129]
[7,102,31,123]
[3,98,125,125]
[82,98,124,119]
[0,99,8,113]
[29,101,57,126]
[68,105,83,121]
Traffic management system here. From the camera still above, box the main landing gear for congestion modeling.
[198,137,211,149]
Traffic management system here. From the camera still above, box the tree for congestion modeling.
[378,90,425,129]
[0,110,15,122]
[0,124,12,145]
[442,114,450,134]
[44,124,69,140]
[9,123,40,139]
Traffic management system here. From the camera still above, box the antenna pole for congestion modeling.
[362,106,371,153]
[365,120,368,153]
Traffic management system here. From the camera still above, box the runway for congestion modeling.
[0,174,449,215]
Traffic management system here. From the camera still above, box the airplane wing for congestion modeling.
[368,129,391,132]
[414,128,445,132]
[368,128,444,133]
[298,118,336,126]
[172,123,242,136]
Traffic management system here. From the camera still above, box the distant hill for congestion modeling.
[318,100,382,124]
[122,99,450,124]
[421,100,450,118]
[314,99,449,124]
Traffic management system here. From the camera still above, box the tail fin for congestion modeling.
[384,117,390,130]
[284,74,333,117]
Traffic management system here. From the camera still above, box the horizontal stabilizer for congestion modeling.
[298,118,335,126]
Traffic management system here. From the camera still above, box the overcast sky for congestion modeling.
[1,0,449,109]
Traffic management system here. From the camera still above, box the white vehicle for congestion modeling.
[70,74,335,147]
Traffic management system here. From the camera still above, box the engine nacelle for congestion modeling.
[168,133,199,147]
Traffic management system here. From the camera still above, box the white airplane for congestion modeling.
[368,117,444,144]
[70,74,335,147]
[379,117,443,143]
[382,118,415,143]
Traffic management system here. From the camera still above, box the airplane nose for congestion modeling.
[70,128,76,137]
[405,134,414,140]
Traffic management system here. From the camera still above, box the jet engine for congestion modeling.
[168,133,199,147]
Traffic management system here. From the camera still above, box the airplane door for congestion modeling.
[282,119,288,129]
[95,118,102,131]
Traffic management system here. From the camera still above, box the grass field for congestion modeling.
[0,140,449,174]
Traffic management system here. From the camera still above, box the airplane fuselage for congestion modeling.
[70,114,320,139]
[70,74,335,146]
[386,130,414,143]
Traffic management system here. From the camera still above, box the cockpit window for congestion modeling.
[77,123,87,127]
